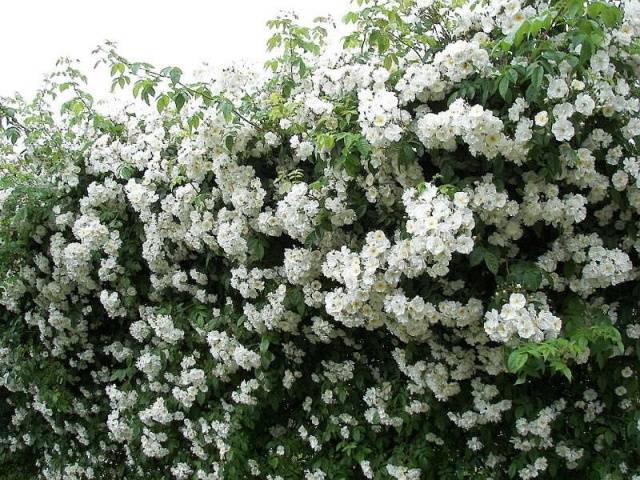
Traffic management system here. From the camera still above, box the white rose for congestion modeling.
[509,293,527,310]
[575,93,595,116]
[547,78,569,99]
[534,111,549,126]
[612,170,629,190]
[551,117,575,142]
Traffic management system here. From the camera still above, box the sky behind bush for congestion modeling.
[1,0,349,98]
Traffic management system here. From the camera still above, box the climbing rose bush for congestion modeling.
[1,0,640,478]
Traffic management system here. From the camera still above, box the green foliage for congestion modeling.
[0,0,639,479]
[508,298,625,382]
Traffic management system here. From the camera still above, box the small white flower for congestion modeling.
[509,293,527,310]
[534,111,549,126]
[547,78,569,99]
[571,79,586,91]
[552,117,575,142]
[612,170,629,190]
[264,131,280,146]
[575,93,595,116]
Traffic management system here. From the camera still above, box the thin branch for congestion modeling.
[0,103,30,134]
[113,53,262,131]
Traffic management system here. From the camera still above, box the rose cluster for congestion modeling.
[0,0,639,479]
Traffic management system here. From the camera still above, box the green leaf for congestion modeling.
[565,0,585,19]
[110,62,125,77]
[507,351,529,372]
[377,32,390,53]
[383,54,394,70]
[259,337,270,354]
[551,361,573,381]
[219,99,234,122]
[187,114,201,131]
[498,75,510,101]
[309,177,327,190]
[525,64,544,101]
[174,91,187,112]
[5,127,19,144]
[513,19,530,47]
[530,64,544,89]
[286,287,306,315]
[117,164,135,180]
[484,250,500,274]
[248,237,265,261]
[132,79,144,98]
[587,2,621,27]
[509,262,543,291]
[469,247,485,267]
[156,94,170,113]
[224,134,236,152]
[169,67,182,85]
[547,154,562,179]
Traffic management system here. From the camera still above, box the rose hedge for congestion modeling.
[1,0,640,478]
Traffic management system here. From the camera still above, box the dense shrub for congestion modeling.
[1,0,640,478]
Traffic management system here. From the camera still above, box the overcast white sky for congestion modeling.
[1,0,350,99]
